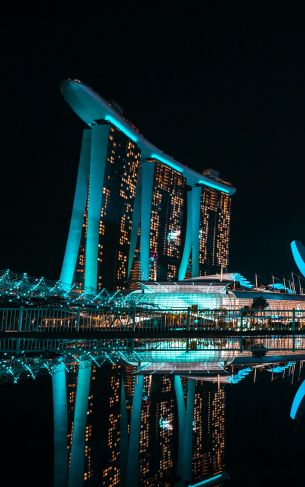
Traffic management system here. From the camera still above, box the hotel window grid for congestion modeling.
[149,161,186,282]
[199,188,231,275]
[73,125,140,291]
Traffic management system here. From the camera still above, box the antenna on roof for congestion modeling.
[297,275,302,295]
[255,273,258,289]
[291,272,296,293]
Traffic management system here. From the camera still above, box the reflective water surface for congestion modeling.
[2,364,305,486]
[66,364,226,486]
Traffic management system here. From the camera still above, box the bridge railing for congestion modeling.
[1,306,305,334]
[0,307,79,332]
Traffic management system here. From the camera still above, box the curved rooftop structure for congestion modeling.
[123,287,305,310]
[61,79,236,195]
[123,273,305,310]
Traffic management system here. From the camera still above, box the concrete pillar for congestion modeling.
[128,170,142,278]
[126,375,144,487]
[68,364,92,487]
[179,186,201,279]
[60,130,91,287]
[140,161,155,281]
[174,375,185,477]
[191,187,201,278]
[85,124,110,290]
[174,376,196,483]
[120,377,129,486]
[182,379,195,481]
[179,190,193,280]
[52,363,68,487]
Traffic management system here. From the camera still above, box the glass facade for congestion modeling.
[65,366,226,486]
[74,124,140,291]
[66,365,95,484]
[67,127,233,291]
[193,383,225,482]
[61,79,236,292]
[129,160,186,285]
[199,187,231,275]
[139,375,178,486]
[124,286,305,311]
[150,161,186,281]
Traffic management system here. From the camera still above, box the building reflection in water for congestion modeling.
[65,364,226,486]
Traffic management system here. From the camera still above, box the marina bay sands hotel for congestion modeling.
[60,80,236,291]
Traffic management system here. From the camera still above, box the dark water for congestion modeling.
[1,365,305,486]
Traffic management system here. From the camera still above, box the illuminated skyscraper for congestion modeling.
[139,375,178,486]
[60,80,235,290]
[199,170,232,275]
[193,382,225,483]
[149,161,186,281]
[137,375,226,485]
[66,365,96,485]
[64,365,226,486]
[100,365,121,486]
[72,125,140,290]
[129,160,186,283]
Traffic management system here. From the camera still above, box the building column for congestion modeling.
[120,377,129,486]
[174,375,185,477]
[179,190,193,280]
[140,161,155,281]
[174,376,196,484]
[182,379,195,482]
[85,124,110,290]
[52,363,68,487]
[191,187,201,278]
[68,364,92,487]
[60,130,91,287]
[128,170,142,278]
[126,374,144,487]
[179,186,201,280]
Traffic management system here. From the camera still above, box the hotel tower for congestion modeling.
[60,80,235,290]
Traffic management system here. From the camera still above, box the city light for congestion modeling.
[159,418,173,430]
[150,153,184,173]
[188,473,224,486]
[104,114,138,142]
[198,179,231,194]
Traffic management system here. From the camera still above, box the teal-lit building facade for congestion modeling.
[72,125,141,290]
[129,158,187,283]
[60,80,236,291]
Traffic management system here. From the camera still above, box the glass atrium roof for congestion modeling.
[124,287,305,311]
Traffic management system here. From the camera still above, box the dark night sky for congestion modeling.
[1,13,305,285]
